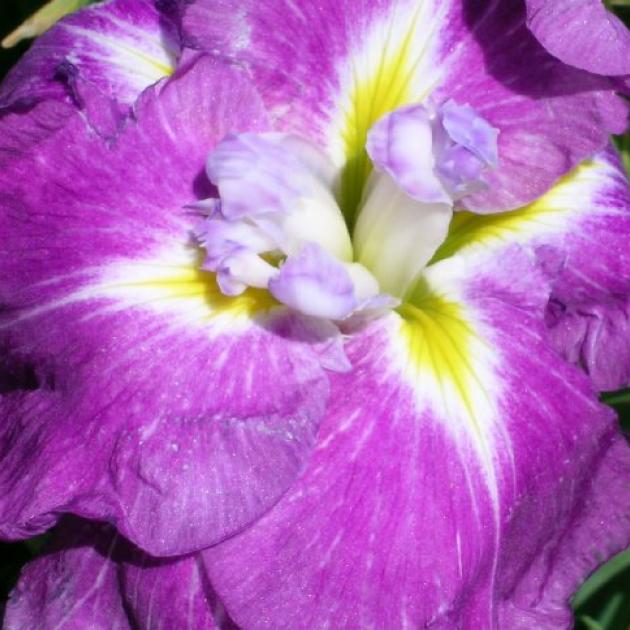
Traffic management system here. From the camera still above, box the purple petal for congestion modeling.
[0,0,179,114]
[0,57,332,556]
[526,0,630,76]
[5,519,132,630]
[498,434,630,628]
[4,517,228,629]
[182,0,627,214]
[200,250,630,627]
[546,298,630,392]
[366,104,449,204]
[440,100,499,168]
[433,144,630,390]
[269,242,357,319]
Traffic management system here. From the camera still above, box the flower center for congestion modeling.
[196,101,498,321]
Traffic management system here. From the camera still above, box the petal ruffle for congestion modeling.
[0,57,331,556]
[525,0,630,76]
[182,0,627,217]
[432,145,630,389]
[4,520,131,629]
[499,432,630,628]
[546,298,630,392]
[4,517,229,629]
[199,250,630,627]
[0,0,179,132]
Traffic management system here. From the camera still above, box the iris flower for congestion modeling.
[2,0,630,627]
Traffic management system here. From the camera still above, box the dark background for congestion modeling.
[0,1,60,616]
[0,0,41,77]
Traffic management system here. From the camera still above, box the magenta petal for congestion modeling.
[525,0,630,76]
[539,147,630,390]
[4,520,132,630]
[546,298,630,392]
[0,57,332,556]
[183,0,627,213]
[199,253,630,627]
[433,145,630,391]
[0,0,179,117]
[4,517,229,630]
[498,434,630,628]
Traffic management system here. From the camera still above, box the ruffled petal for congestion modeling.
[4,517,230,629]
[432,145,630,389]
[0,57,331,556]
[525,0,630,76]
[120,548,226,629]
[200,250,630,627]
[498,433,630,628]
[182,0,627,218]
[4,520,131,630]
[546,298,630,392]
[0,0,179,132]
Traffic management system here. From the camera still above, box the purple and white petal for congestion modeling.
[432,145,630,389]
[0,57,333,556]
[204,132,352,260]
[366,104,449,204]
[0,0,179,128]
[525,0,630,76]
[365,100,499,205]
[182,0,628,215]
[268,242,358,320]
[200,249,630,628]
[197,131,393,319]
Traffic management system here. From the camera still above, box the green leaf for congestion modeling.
[2,0,91,48]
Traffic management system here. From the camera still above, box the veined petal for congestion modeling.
[4,517,229,630]
[0,57,332,556]
[545,299,630,393]
[0,0,179,129]
[182,0,627,218]
[431,145,630,389]
[5,520,132,630]
[525,0,630,76]
[201,250,630,627]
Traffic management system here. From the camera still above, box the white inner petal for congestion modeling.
[222,250,277,290]
[354,171,453,298]
[344,262,381,303]
[281,189,354,262]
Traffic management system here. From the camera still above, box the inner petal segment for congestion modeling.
[197,132,383,321]
[355,100,499,298]
[197,101,498,321]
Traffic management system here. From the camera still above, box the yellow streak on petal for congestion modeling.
[2,0,87,48]
[105,263,276,323]
[431,160,600,263]
[338,5,440,224]
[397,278,494,442]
